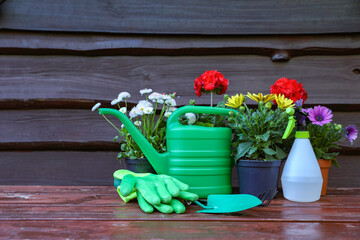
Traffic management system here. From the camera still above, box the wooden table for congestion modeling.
[0,186,359,239]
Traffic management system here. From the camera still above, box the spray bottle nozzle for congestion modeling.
[282,108,296,139]
[286,108,295,115]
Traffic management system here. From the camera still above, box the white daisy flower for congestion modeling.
[149,92,164,103]
[134,121,142,126]
[91,103,101,111]
[140,88,153,95]
[143,107,154,115]
[129,107,138,119]
[185,113,197,125]
[135,107,144,116]
[137,100,153,109]
[119,107,127,114]
[165,99,176,107]
[118,92,131,100]
[161,94,172,101]
[121,124,125,129]
[164,111,172,117]
[111,98,121,105]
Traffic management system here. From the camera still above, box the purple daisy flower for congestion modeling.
[308,105,333,126]
[345,125,358,143]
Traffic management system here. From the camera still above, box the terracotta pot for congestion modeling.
[318,159,332,196]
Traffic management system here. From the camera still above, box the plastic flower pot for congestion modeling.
[125,158,156,174]
[237,159,282,199]
[318,159,332,196]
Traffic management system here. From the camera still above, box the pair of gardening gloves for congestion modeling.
[113,170,199,214]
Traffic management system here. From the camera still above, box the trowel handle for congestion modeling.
[167,106,237,127]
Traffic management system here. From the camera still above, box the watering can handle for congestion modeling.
[167,106,236,127]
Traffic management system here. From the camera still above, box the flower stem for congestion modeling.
[153,104,166,134]
[102,115,121,134]
[211,91,213,107]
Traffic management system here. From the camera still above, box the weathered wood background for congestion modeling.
[0,0,359,186]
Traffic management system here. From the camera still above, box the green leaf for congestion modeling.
[120,143,126,151]
[314,148,324,159]
[263,148,277,155]
[275,145,287,160]
[265,154,277,161]
[247,145,258,158]
[258,132,270,142]
[235,142,252,161]
[237,134,248,141]
[118,130,126,137]
[332,159,340,168]
[262,141,271,149]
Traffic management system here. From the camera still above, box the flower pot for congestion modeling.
[318,159,331,196]
[237,159,282,200]
[125,158,156,174]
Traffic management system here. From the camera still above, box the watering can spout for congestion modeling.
[98,108,169,174]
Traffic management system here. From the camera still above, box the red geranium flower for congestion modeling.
[194,70,229,97]
[270,77,308,103]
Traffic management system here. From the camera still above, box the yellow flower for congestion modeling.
[246,93,275,103]
[275,94,295,110]
[225,94,245,108]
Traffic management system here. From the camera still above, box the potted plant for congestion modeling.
[270,77,358,195]
[92,89,177,173]
[224,92,296,200]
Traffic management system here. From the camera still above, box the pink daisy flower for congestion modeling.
[308,105,333,126]
[345,125,358,143]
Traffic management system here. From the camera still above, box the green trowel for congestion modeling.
[193,194,261,213]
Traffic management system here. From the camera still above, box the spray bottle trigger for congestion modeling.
[282,108,296,139]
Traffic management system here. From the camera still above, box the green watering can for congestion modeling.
[99,106,235,198]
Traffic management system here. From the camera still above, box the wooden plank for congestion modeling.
[0,55,359,104]
[0,187,359,239]
[0,185,116,194]
[0,110,358,149]
[0,152,123,185]
[0,191,360,222]
[0,109,120,144]
[1,99,360,112]
[1,193,359,209]
[0,221,359,240]
[0,31,359,57]
[328,155,360,188]
[0,151,358,187]
[0,0,359,34]
[1,185,359,195]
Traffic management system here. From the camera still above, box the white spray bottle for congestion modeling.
[281,108,323,202]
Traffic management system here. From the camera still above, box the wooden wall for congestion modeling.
[0,0,359,187]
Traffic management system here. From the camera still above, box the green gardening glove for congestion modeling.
[113,169,199,214]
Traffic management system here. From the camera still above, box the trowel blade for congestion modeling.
[197,194,262,213]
